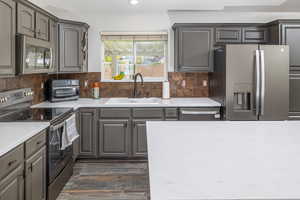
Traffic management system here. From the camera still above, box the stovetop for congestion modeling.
[0,107,73,122]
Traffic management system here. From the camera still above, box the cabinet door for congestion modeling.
[25,147,46,200]
[215,27,242,43]
[35,12,49,41]
[176,27,214,72]
[132,120,148,158]
[49,20,58,73]
[289,73,300,119]
[99,120,130,158]
[79,108,97,158]
[17,3,35,37]
[242,27,268,43]
[0,165,24,200]
[281,24,300,70]
[0,0,15,76]
[59,23,82,72]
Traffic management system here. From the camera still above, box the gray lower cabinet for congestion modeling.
[98,120,130,158]
[132,120,148,158]
[174,26,214,72]
[0,0,16,76]
[289,73,300,119]
[0,164,24,200]
[25,147,46,200]
[17,3,35,37]
[79,108,97,158]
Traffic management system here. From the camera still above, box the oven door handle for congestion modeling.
[50,121,65,131]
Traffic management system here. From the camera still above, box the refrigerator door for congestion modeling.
[226,44,259,120]
[259,45,289,121]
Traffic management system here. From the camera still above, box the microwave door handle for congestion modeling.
[260,50,266,116]
[255,50,261,117]
[49,48,53,71]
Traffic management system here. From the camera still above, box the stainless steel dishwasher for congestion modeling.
[179,108,221,121]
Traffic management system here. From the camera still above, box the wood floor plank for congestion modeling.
[57,161,150,200]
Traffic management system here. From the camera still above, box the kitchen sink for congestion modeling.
[106,98,161,105]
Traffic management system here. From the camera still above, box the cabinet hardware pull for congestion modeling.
[36,141,42,145]
[8,160,17,166]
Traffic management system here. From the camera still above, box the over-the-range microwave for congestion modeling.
[16,35,54,74]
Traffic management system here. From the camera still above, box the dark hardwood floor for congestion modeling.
[57,161,150,200]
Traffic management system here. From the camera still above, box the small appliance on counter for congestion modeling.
[46,79,80,102]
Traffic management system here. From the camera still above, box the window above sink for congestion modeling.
[101,32,168,82]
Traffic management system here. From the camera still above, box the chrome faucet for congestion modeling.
[133,73,144,98]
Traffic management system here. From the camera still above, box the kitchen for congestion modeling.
[1,0,300,200]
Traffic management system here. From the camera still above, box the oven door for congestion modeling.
[18,35,54,74]
[48,121,73,184]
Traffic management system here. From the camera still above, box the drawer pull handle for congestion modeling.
[8,160,17,166]
[181,111,218,115]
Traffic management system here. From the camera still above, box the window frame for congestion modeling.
[101,33,168,82]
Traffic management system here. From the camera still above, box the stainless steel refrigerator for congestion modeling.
[210,44,289,121]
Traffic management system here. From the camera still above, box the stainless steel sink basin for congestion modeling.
[106,98,161,105]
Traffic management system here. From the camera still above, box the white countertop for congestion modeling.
[147,121,300,200]
[0,122,50,157]
[32,98,221,109]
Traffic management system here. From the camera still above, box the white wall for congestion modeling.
[45,8,300,72]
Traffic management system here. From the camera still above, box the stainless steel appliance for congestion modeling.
[210,44,289,121]
[0,88,75,200]
[16,35,54,74]
[46,80,80,102]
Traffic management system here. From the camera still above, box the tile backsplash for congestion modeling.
[0,72,209,104]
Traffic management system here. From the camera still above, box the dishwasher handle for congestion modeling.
[180,110,221,119]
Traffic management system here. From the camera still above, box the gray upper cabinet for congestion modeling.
[0,0,16,76]
[99,120,130,158]
[35,12,49,41]
[25,147,46,200]
[17,3,35,37]
[59,22,86,72]
[215,27,242,43]
[281,23,300,70]
[0,165,24,200]
[79,108,97,158]
[174,26,214,72]
[242,27,268,43]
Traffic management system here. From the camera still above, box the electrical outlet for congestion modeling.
[84,80,88,88]
[41,82,44,89]
[181,80,186,88]
[203,80,208,87]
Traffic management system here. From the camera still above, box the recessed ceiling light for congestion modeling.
[129,0,139,6]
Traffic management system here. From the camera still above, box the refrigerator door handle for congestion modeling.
[255,50,261,116]
[260,50,266,116]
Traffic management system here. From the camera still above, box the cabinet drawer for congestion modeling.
[100,108,130,118]
[133,108,164,119]
[0,145,24,179]
[165,108,178,119]
[25,130,46,158]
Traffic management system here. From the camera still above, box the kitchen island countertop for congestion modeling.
[147,121,300,200]
[0,122,50,157]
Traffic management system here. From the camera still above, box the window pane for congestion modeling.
[135,41,166,78]
[103,40,134,80]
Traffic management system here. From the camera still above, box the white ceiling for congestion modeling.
[29,0,300,15]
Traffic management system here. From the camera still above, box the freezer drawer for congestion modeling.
[179,108,221,121]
